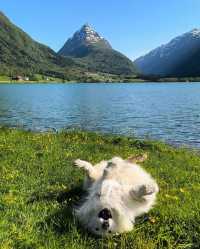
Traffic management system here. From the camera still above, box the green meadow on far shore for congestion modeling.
[1,74,200,84]
[0,128,200,249]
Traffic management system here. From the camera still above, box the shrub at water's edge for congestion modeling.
[0,128,200,249]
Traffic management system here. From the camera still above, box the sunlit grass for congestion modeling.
[0,128,200,249]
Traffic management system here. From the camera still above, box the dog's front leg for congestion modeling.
[74,159,96,179]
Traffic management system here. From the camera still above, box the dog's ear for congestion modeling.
[127,153,148,164]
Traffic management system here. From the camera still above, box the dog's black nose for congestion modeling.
[98,208,112,220]
[102,221,109,230]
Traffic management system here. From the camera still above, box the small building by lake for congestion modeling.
[12,76,29,81]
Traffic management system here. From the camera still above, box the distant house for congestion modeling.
[11,76,29,81]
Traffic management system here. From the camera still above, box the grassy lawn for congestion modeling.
[0,75,10,82]
[0,128,200,249]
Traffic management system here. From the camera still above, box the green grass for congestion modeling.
[0,128,200,249]
[0,73,141,83]
[0,75,10,82]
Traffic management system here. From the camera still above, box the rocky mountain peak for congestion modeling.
[58,23,112,57]
[72,23,108,45]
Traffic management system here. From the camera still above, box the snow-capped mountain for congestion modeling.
[58,24,137,75]
[58,24,112,57]
[135,29,200,77]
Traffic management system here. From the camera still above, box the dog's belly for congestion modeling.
[107,163,151,188]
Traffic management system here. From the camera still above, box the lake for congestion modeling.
[0,82,200,148]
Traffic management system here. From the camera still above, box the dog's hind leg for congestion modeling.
[129,183,159,217]
[130,183,159,201]
[127,153,148,164]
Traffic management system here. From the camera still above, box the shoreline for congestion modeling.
[1,80,200,84]
[0,125,198,151]
[1,77,200,84]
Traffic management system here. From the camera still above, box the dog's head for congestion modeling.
[77,205,120,236]
[88,207,115,236]
[76,179,133,236]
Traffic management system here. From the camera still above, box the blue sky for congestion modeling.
[1,0,200,60]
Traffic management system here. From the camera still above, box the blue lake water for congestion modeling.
[0,82,200,148]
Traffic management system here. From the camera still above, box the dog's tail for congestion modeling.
[127,153,148,163]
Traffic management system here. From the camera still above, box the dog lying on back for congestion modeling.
[74,155,159,236]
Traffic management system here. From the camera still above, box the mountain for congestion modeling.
[59,24,112,57]
[58,24,137,75]
[135,29,200,77]
[0,12,137,81]
[0,11,84,79]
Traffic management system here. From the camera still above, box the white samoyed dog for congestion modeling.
[74,155,159,236]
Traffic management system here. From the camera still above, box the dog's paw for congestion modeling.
[74,159,93,173]
[127,153,148,163]
[74,159,86,168]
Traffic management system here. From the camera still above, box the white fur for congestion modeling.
[74,157,159,236]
